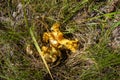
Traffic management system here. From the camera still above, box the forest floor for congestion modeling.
[0,0,120,80]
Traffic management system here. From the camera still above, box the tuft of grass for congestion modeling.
[80,21,120,80]
[0,0,120,80]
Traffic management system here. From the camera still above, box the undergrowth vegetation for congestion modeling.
[0,0,120,80]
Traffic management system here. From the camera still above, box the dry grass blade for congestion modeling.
[29,27,54,80]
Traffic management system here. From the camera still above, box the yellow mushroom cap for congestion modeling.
[51,22,60,31]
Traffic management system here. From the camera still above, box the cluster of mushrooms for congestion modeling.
[41,23,78,63]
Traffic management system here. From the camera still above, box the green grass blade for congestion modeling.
[29,27,54,80]
[63,0,89,23]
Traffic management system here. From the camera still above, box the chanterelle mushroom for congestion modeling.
[42,22,78,63]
